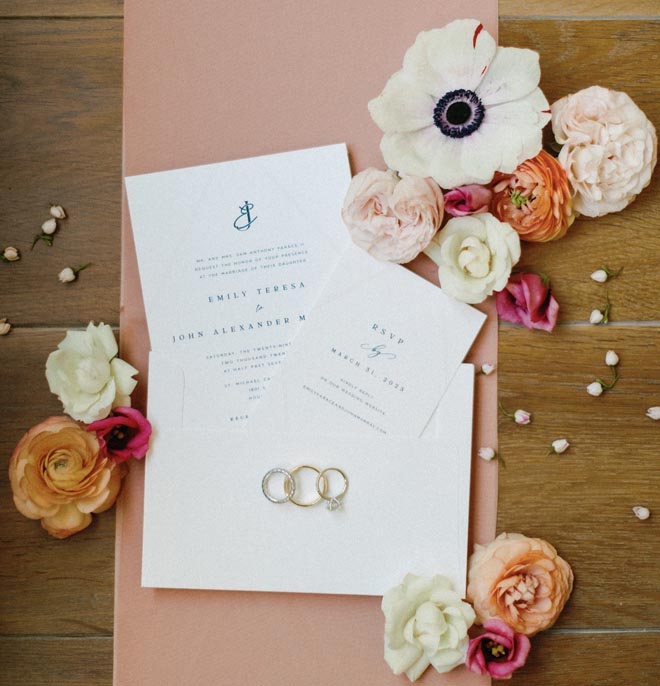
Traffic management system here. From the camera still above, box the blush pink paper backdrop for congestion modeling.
[117,1,499,684]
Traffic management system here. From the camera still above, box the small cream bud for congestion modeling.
[49,205,67,219]
[590,269,608,283]
[646,406,660,420]
[551,439,570,454]
[41,217,58,235]
[514,409,531,425]
[0,318,11,336]
[2,246,20,262]
[478,447,496,461]
[587,381,603,397]
[58,267,76,283]
[605,350,619,367]
[481,363,496,376]
[589,309,604,324]
[632,506,650,521]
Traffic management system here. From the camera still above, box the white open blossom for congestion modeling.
[45,322,138,423]
[368,19,550,188]
[425,213,520,304]
[383,573,475,681]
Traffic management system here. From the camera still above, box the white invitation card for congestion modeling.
[252,247,485,437]
[125,144,352,425]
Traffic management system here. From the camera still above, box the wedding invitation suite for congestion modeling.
[142,363,475,595]
[125,144,352,425]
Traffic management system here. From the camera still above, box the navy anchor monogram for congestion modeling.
[233,201,257,231]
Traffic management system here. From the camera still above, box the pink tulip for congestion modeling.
[88,406,152,463]
[496,272,559,332]
[466,619,531,679]
[443,184,492,217]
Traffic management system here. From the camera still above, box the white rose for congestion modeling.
[382,573,475,682]
[45,322,138,423]
[425,213,521,304]
[552,86,657,217]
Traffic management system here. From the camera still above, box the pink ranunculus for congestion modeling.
[88,406,152,463]
[466,619,531,679]
[495,273,559,332]
[444,185,493,217]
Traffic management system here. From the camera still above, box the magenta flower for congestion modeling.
[496,272,559,332]
[443,185,492,217]
[88,407,152,463]
[466,619,531,679]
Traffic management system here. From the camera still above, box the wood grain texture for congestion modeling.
[0,1,122,17]
[500,0,659,17]
[0,637,113,686]
[0,329,115,636]
[498,325,660,628]
[0,19,122,326]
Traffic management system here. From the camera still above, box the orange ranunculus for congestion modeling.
[8,416,123,539]
[466,532,574,636]
[490,149,576,242]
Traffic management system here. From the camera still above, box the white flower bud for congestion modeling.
[58,267,76,283]
[551,439,570,454]
[481,363,495,376]
[589,309,604,324]
[605,350,619,367]
[478,447,496,461]
[49,205,67,219]
[590,269,608,283]
[0,318,11,335]
[646,406,660,420]
[2,246,20,262]
[587,381,603,397]
[632,506,650,521]
[41,217,58,235]
[514,409,531,425]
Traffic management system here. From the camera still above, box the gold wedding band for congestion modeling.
[284,465,327,507]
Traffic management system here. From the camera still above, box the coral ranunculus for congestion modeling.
[490,150,575,242]
[467,532,574,636]
[495,272,559,332]
[466,619,531,679]
[88,406,152,463]
[8,416,123,538]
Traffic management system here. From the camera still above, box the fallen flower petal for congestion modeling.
[589,309,604,325]
[478,447,496,461]
[590,269,608,283]
[587,382,604,397]
[2,246,20,262]
[41,218,58,235]
[632,506,650,520]
[514,409,532,425]
[58,267,76,283]
[481,363,496,376]
[646,406,660,420]
[49,205,67,219]
[0,318,11,336]
[551,439,570,454]
[605,350,619,367]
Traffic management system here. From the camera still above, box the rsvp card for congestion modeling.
[252,247,485,437]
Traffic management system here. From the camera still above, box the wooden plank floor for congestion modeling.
[1,2,658,684]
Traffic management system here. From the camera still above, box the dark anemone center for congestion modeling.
[108,424,133,449]
[482,639,510,662]
[433,89,485,139]
[446,101,472,125]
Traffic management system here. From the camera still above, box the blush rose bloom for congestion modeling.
[9,416,123,538]
[88,406,152,463]
[552,86,657,217]
[46,322,138,424]
[467,532,574,636]
[383,573,476,681]
[444,185,493,217]
[341,168,444,264]
[466,618,531,679]
[490,150,576,242]
[425,213,521,304]
[495,272,559,332]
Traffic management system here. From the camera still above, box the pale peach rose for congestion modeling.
[552,86,657,217]
[8,416,123,539]
[466,532,573,636]
[342,168,444,263]
[490,150,575,242]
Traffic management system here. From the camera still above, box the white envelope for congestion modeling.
[142,354,475,595]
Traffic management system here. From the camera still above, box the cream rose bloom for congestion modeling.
[341,168,444,263]
[9,416,123,538]
[46,322,138,423]
[552,86,657,217]
[425,213,521,304]
[382,573,475,681]
[467,532,574,636]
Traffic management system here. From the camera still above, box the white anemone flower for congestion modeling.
[368,19,551,188]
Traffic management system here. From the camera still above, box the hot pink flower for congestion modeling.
[496,273,559,332]
[466,619,531,679]
[444,185,492,217]
[88,407,152,463]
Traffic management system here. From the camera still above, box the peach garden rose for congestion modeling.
[9,416,123,538]
[466,532,573,636]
